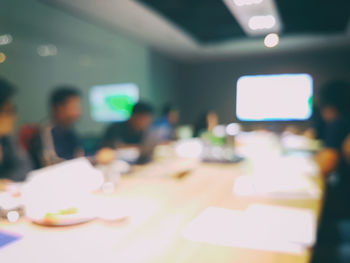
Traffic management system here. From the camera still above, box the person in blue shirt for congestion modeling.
[152,104,179,142]
[0,78,32,184]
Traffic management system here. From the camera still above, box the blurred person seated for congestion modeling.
[29,86,84,168]
[313,81,350,179]
[193,111,224,145]
[0,78,32,185]
[312,81,350,263]
[100,101,154,149]
[152,104,179,142]
[193,111,218,138]
[343,135,350,165]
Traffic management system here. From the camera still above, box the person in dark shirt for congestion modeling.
[101,102,154,149]
[51,125,81,160]
[50,87,83,159]
[312,81,350,263]
[0,78,32,184]
[29,87,84,168]
[314,81,350,180]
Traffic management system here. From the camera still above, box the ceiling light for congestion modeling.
[0,52,6,63]
[264,33,279,48]
[223,0,282,36]
[249,15,276,30]
[233,0,263,6]
[37,44,57,57]
[0,34,13,46]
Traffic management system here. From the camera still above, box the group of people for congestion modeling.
[0,77,179,185]
[1,76,350,261]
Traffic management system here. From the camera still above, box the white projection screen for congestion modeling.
[236,74,313,121]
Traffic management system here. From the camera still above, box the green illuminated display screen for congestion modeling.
[90,83,139,122]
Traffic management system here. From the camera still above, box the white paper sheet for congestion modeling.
[246,204,316,246]
[183,206,316,254]
[233,174,321,199]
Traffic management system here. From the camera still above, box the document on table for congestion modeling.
[25,157,104,193]
[182,205,316,254]
[233,174,321,199]
[245,204,316,246]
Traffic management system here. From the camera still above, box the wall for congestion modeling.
[173,44,350,125]
[0,0,176,136]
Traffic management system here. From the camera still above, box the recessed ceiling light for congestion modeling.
[233,0,263,6]
[0,34,13,46]
[37,44,57,57]
[248,15,276,30]
[264,33,279,48]
[223,0,282,36]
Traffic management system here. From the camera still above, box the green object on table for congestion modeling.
[200,131,225,146]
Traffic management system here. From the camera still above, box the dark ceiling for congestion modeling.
[137,0,350,43]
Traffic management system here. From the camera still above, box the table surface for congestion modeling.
[0,157,324,263]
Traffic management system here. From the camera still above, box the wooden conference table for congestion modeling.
[0,156,324,263]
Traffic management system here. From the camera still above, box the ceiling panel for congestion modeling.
[138,0,350,43]
[137,0,245,43]
[276,0,350,34]
[40,0,350,60]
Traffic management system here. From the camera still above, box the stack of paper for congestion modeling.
[182,205,316,254]
[25,157,104,193]
[22,158,104,220]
